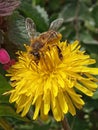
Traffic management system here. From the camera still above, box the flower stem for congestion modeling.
[61,116,71,130]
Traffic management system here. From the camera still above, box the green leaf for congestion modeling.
[83,96,98,112]
[84,20,97,32]
[0,74,11,103]
[0,74,11,94]
[32,0,45,6]
[35,6,49,25]
[7,11,29,49]
[49,0,61,11]
[61,24,75,40]
[0,104,29,121]
[59,1,95,24]
[19,2,49,32]
[59,3,77,22]
[92,4,98,28]
[0,64,6,76]
[67,114,89,130]
[0,74,29,121]
[80,30,98,44]
[78,2,94,23]
[33,124,50,130]
[72,116,89,130]
[92,89,98,99]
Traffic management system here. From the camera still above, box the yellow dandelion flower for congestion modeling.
[6,40,98,121]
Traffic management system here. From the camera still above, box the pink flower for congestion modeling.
[0,48,10,64]
[3,59,16,70]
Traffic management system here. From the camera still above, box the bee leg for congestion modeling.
[56,45,63,60]
[40,51,50,69]
[51,44,63,60]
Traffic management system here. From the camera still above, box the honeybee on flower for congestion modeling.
[25,18,64,63]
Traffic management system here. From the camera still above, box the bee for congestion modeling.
[25,17,64,62]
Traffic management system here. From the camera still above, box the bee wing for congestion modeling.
[25,18,36,39]
[49,18,64,31]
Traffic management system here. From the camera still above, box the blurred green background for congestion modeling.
[0,0,98,130]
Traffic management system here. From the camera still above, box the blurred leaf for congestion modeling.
[83,97,98,113]
[72,117,89,130]
[67,114,89,130]
[84,20,97,33]
[61,24,75,40]
[83,44,98,67]
[49,0,61,11]
[19,2,49,32]
[35,6,49,25]
[0,104,29,121]
[92,4,98,27]
[80,30,98,44]
[0,74,11,94]
[84,44,98,54]
[0,74,11,103]
[73,117,89,130]
[65,0,78,2]
[33,123,50,130]
[0,64,5,76]
[7,11,29,49]
[81,0,92,5]
[92,89,98,99]
[32,0,45,6]
[59,1,95,25]
[15,121,51,130]
[78,2,95,23]
[59,3,77,22]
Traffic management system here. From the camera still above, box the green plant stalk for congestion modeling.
[0,118,14,130]
[61,116,71,130]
